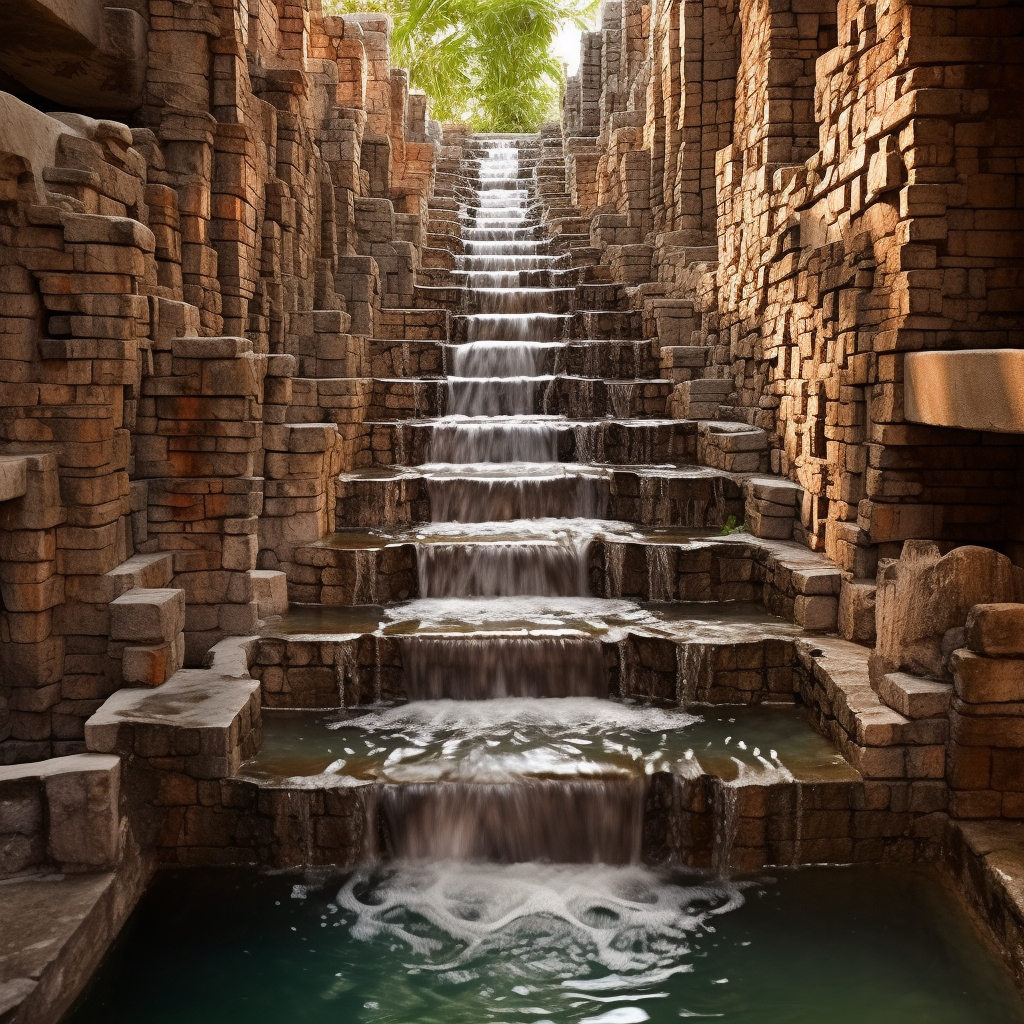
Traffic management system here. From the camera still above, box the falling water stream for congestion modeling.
[284,140,846,868]
[61,138,1024,1024]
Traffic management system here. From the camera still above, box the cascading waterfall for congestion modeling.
[418,537,591,597]
[445,341,557,417]
[376,778,647,863]
[428,421,560,463]
[385,140,735,869]
[464,312,568,342]
[450,340,555,377]
[399,635,608,700]
[446,375,550,416]
[425,468,610,522]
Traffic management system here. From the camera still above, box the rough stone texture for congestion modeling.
[0,1,439,758]
[0,753,120,876]
[0,0,148,112]
[0,864,149,1024]
[966,603,1024,658]
[946,820,1024,993]
[86,637,262,781]
[562,0,1024,570]
[873,541,1024,682]
[878,672,952,721]
[906,350,1024,435]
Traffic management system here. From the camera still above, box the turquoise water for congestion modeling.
[64,864,1024,1024]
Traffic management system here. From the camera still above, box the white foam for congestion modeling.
[580,1010,650,1024]
[346,697,699,737]
[338,861,745,982]
[382,594,656,634]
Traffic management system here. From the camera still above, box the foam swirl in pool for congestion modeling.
[338,861,744,1017]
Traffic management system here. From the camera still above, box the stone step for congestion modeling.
[359,337,660,380]
[697,422,771,474]
[289,376,671,422]
[450,309,644,342]
[376,307,450,341]
[333,464,743,529]
[418,266,580,289]
[342,418,701,469]
[440,286,582,315]
[878,672,953,720]
[287,529,780,606]
[660,347,710,387]
[669,376,734,416]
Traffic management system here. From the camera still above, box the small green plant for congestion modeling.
[719,515,747,536]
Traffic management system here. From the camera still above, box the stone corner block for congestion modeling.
[250,569,288,617]
[0,455,29,503]
[966,603,1024,658]
[109,587,185,644]
[37,754,121,868]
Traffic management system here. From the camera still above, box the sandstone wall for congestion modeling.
[0,0,439,762]
[563,0,1024,574]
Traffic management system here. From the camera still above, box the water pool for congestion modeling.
[241,702,855,785]
[64,864,1024,1024]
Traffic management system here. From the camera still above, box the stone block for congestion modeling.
[875,543,1024,681]
[123,638,184,687]
[905,350,1024,434]
[44,756,120,867]
[250,570,288,618]
[878,672,952,719]
[794,595,838,631]
[952,650,1024,705]
[109,587,185,644]
[0,754,120,869]
[746,509,793,540]
[0,456,29,502]
[966,604,1024,657]
[838,579,877,643]
[86,667,260,780]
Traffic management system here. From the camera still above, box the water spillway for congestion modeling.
[268,138,808,867]
[399,638,608,699]
[256,139,850,876]
[375,778,647,862]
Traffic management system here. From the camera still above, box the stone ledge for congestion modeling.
[0,854,149,1024]
[946,819,1024,991]
[85,637,261,780]
[878,671,953,720]
[795,637,946,781]
[0,456,28,503]
[905,349,1024,434]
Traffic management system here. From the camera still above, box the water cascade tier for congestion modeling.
[255,138,851,872]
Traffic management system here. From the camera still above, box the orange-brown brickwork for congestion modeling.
[562,0,1024,576]
[0,0,438,759]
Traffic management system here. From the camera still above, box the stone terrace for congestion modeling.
[1,0,1024,1021]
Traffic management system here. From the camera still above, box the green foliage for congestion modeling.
[719,515,747,536]
[324,0,597,131]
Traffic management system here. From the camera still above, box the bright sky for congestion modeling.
[554,1,601,78]
[553,24,584,75]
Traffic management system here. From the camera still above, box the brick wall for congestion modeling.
[0,0,439,760]
[562,0,1024,571]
